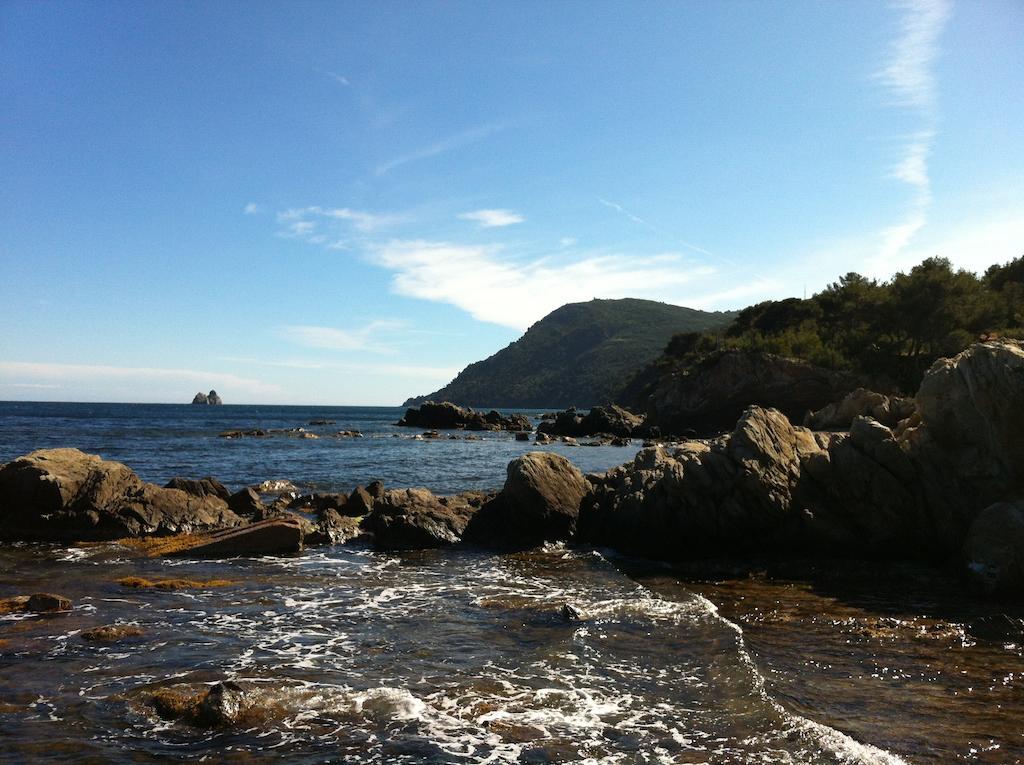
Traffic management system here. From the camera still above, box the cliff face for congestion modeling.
[404,298,736,408]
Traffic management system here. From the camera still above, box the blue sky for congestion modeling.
[1,0,1021,404]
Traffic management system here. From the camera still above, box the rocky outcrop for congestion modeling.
[804,388,915,431]
[396,402,531,432]
[0,449,241,542]
[636,349,860,437]
[191,390,223,405]
[537,404,643,438]
[364,488,487,550]
[580,340,1024,595]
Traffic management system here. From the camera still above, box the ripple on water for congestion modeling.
[0,544,983,764]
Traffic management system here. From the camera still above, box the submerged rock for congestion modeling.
[0,449,241,542]
[81,624,145,642]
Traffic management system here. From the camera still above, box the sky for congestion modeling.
[1,0,1022,405]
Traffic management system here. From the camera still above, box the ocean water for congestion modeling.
[1,402,1022,763]
[0,402,643,494]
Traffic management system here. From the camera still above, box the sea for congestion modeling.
[1,402,1022,764]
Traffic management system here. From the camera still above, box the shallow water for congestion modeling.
[1,543,924,764]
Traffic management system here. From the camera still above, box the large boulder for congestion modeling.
[497,452,588,542]
[962,502,1024,597]
[0,449,241,542]
[640,349,860,437]
[365,488,485,550]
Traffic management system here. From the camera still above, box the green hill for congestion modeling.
[403,298,737,408]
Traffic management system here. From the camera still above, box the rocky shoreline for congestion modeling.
[1,340,1022,601]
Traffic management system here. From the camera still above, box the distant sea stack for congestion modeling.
[192,390,223,405]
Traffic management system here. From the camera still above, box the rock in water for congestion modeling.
[365,488,483,550]
[191,390,223,405]
[196,682,248,726]
[495,452,588,543]
[538,404,643,438]
[0,448,241,542]
[396,401,531,432]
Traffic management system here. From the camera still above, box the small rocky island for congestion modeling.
[191,390,223,405]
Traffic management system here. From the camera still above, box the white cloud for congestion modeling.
[458,209,524,228]
[875,0,950,111]
[244,202,262,215]
[374,123,502,175]
[277,206,405,234]
[279,320,406,354]
[872,0,950,262]
[370,239,716,329]
[0,362,281,402]
[559,237,578,248]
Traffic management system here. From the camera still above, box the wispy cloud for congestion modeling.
[316,68,350,87]
[599,197,715,258]
[871,0,951,266]
[875,0,950,112]
[375,123,503,176]
[370,239,716,330]
[244,202,262,215]
[282,206,409,233]
[279,320,406,354]
[458,209,524,228]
